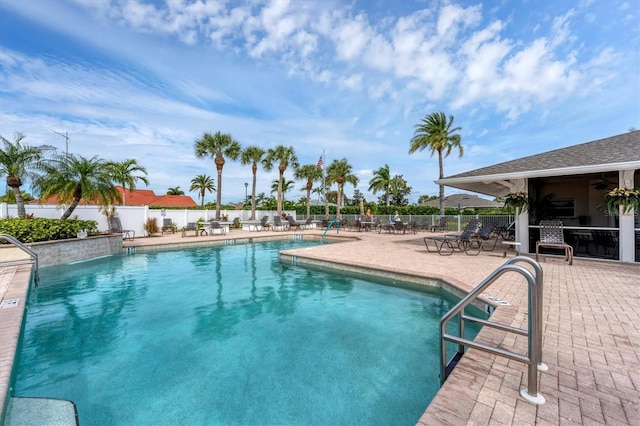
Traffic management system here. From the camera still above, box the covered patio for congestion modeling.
[437,131,640,263]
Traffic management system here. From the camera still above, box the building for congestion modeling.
[437,131,640,262]
[34,186,197,208]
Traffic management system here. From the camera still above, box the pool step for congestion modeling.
[4,397,78,426]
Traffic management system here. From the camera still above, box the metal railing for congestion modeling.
[0,233,39,284]
[439,256,546,404]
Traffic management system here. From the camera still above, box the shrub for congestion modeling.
[143,217,159,235]
[0,218,99,243]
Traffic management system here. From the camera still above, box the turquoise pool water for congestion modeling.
[13,239,483,425]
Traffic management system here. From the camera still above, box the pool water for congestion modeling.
[13,239,484,426]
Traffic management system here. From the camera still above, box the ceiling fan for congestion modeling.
[591,174,611,190]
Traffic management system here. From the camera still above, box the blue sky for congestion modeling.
[1,0,639,205]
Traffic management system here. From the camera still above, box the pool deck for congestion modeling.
[1,227,639,425]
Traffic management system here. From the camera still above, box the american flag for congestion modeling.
[316,155,323,169]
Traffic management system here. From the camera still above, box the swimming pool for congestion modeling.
[13,239,484,425]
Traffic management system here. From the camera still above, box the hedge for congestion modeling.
[0,218,99,243]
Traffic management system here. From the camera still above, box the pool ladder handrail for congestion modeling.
[321,220,341,238]
[439,255,546,405]
[0,233,39,285]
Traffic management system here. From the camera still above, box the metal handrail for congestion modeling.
[321,220,341,238]
[439,255,545,404]
[0,233,39,284]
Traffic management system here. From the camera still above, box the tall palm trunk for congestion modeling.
[277,166,285,214]
[336,177,344,219]
[251,163,258,220]
[438,150,445,215]
[215,154,225,220]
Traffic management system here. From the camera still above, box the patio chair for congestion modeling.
[208,221,227,235]
[301,218,314,230]
[182,222,199,237]
[272,216,287,231]
[405,221,418,235]
[394,221,407,234]
[590,230,618,256]
[108,217,135,241]
[536,220,573,265]
[351,218,367,232]
[259,215,271,231]
[286,215,302,231]
[161,218,176,234]
[378,221,395,234]
[430,217,447,232]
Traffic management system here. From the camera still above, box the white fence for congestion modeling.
[0,203,291,237]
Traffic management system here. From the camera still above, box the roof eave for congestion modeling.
[436,161,640,197]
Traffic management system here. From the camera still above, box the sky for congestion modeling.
[1,0,639,205]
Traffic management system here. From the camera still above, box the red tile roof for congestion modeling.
[33,186,198,207]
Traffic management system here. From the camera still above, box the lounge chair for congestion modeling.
[272,216,287,231]
[259,215,271,231]
[108,217,135,241]
[424,219,481,255]
[286,215,302,231]
[301,218,314,230]
[497,221,515,241]
[183,222,199,237]
[208,221,227,235]
[536,220,573,265]
[161,218,176,234]
[475,223,499,251]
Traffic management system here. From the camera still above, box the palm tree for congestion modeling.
[0,132,54,218]
[189,174,215,207]
[409,111,463,215]
[255,192,267,207]
[167,186,184,195]
[295,164,323,217]
[194,131,242,219]
[106,159,149,206]
[240,146,266,220]
[270,178,295,205]
[33,154,119,220]
[326,158,359,220]
[368,164,392,207]
[264,145,298,215]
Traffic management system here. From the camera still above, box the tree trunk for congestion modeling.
[215,154,225,220]
[11,186,26,219]
[61,198,80,220]
[277,165,285,215]
[438,151,445,216]
[251,163,257,220]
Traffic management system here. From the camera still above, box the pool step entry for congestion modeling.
[4,397,79,426]
[0,233,39,285]
[440,256,547,405]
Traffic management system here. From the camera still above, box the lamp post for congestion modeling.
[244,182,248,207]
[50,129,69,156]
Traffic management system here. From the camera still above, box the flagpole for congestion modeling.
[322,149,326,217]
